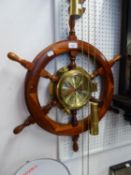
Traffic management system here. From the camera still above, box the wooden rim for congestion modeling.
[25,40,114,136]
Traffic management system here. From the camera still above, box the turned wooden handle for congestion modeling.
[13,117,35,134]
[109,54,121,67]
[72,135,79,152]
[13,101,57,135]
[69,16,75,33]
[91,54,121,79]
[14,125,27,134]
[8,52,33,70]
[8,52,22,62]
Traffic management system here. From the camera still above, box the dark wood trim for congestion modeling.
[119,0,129,95]
[113,0,131,122]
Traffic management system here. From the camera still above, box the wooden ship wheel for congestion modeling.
[7,0,120,151]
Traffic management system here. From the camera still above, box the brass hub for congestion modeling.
[49,67,97,111]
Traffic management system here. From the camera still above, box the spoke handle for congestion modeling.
[72,135,79,152]
[13,117,35,134]
[91,54,121,79]
[8,52,33,70]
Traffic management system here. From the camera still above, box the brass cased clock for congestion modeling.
[50,66,97,112]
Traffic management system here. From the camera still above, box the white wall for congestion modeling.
[0,1,57,174]
[0,1,131,175]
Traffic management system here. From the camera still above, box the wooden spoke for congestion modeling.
[42,100,57,114]
[13,116,35,134]
[40,69,59,82]
[91,54,121,79]
[91,67,104,79]
[7,52,33,70]
[29,93,57,114]
[71,110,78,127]
[68,15,77,40]
[90,97,103,107]
[13,100,57,135]
[68,50,79,70]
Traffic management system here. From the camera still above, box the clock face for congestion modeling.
[56,68,92,110]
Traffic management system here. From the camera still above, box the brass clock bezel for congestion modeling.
[56,67,92,110]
